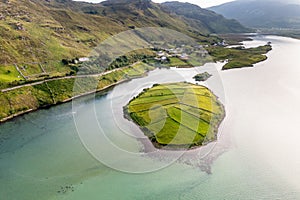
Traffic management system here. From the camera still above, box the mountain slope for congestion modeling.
[0,0,126,64]
[162,1,251,34]
[0,0,248,65]
[98,0,208,36]
[209,0,300,29]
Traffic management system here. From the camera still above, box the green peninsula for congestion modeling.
[124,82,225,149]
[207,44,272,70]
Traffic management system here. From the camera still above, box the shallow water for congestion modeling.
[1,35,300,199]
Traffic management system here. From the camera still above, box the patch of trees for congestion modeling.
[61,58,79,65]
[108,54,154,70]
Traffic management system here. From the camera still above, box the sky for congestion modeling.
[73,0,236,8]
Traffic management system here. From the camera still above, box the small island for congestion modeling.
[193,72,212,82]
[124,82,225,149]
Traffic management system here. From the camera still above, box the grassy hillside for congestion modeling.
[0,0,126,65]
[0,0,248,88]
[0,0,226,66]
[0,62,154,121]
[0,0,269,122]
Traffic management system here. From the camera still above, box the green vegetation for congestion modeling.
[193,72,212,82]
[0,65,24,88]
[0,62,154,121]
[0,0,234,67]
[108,50,155,70]
[125,82,225,149]
[167,57,192,68]
[217,34,253,45]
[207,45,272,70]
[0,0,271,123]
[18,63,43,77]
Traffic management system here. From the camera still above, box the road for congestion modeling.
[1,65,134,93]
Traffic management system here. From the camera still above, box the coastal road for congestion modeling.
[1,63,139,93]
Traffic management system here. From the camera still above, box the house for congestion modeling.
[79,57,90,62]
[161,56,167,61]
[180,53,189,60]
[157,51,165,57]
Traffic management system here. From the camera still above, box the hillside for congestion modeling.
[162,1,251,34]
[209,0,300,29]
[0,0,249,65]
[0,0,271,122]
[0,0,124,65]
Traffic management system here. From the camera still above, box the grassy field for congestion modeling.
[0,65,25,89]
[0,65,23,82]
[18,63,44,77]
[167,57,192,68]
[125,82,225,149]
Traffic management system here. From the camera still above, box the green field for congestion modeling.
[0,65,23,82]
[125,82,225,149]
[0,65,24,89]
[167,57,192,68]
[18,63,44,77]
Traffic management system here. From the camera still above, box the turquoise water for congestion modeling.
[1,36,300,199]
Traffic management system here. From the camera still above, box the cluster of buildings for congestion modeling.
[213,40,227,47]
[155,45,209,62]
